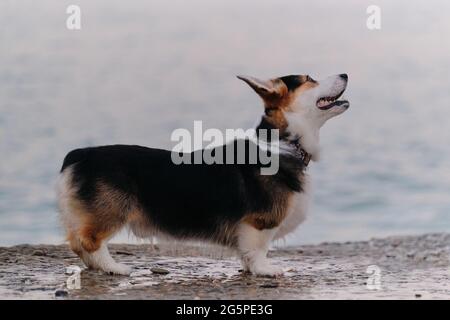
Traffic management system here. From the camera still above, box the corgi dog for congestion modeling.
[57,73,349,276]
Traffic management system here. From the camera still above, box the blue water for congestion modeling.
[1,0,450,245]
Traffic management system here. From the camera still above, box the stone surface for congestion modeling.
[0,233,449,300]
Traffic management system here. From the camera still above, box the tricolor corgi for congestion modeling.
[57,73,349,276]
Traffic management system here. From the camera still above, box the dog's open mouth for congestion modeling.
[316,89,349,110]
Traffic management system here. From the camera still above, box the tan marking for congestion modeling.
[67,231,82,256]
[79,224,117,253]
[242,189,295,231]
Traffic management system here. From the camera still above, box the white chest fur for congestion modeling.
[274,174,312,240]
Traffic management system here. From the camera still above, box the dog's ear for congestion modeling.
[237,75,287,101]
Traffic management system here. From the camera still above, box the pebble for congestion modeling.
[151,267,170,275]
[32,250,46,256]
[260,283,279,288]
[116,250,134,256]
[55,289,69,298]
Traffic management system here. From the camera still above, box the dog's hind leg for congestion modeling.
[76,225,132,275]
[236,222,283,277]
[58,170,132,275]
[80,244,131,275]
[63,210,132,275]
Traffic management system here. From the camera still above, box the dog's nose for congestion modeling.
[339,74,348,81]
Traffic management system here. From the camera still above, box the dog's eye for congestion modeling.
[305,75,317,83]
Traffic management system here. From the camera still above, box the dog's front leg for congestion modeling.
[236,222,283,277]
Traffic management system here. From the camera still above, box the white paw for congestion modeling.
[102,263,132,276]
[250,263,284,277]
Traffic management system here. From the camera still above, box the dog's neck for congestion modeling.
[283,112,321,161]
[283,137,313,166]
[255,112,321,164]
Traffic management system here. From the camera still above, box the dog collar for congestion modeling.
[289,139,312,167]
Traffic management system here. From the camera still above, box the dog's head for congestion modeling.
[238,73,349,130]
